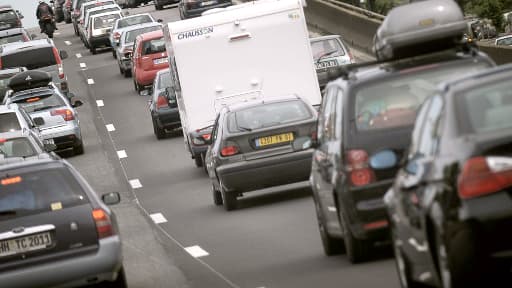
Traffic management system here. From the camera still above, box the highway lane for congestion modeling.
[56,3,398,288]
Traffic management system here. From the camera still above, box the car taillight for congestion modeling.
[348,51,355,63]
[202,133,211,141]
[52,47,65,79]
[92,208,113,239]
[51,109,75,121]
[113,32,120,40]
[221,144,239,157]
[346,149,375,187]
[458,156,512,199]
[156,95,168,109]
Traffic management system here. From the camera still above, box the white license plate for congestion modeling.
[0,232,53,257]
[153,57,168,65]
[44,139,55,145]
[201,0,217,6]
[316,60,338,69]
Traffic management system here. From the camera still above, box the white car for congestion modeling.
[495,34,512,46]
[109,13,159,58]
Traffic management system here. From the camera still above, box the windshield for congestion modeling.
[311,38,345,61]
[117,15,153,28]
[0,137,37,158]
[125,26,161,44]
[0,167,88,218]
[12,93,65,113]
[158,71,171,89]
[0,34,25,45]
[354,61,490,131]
[142,37,165,55]
[1,47,56,70]
[0,112,21,132]
[227,100,312,132]
[93,13,120,29]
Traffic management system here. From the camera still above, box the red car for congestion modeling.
[131,30,168,93]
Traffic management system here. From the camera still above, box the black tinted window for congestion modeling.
[0,137,37,158]
[0,112,20,132]
[142,38,165,55]
[227,100,312,132]
[117,15,152,28]
[2,47,56,69]
[0,167,88,218]
[12,93,65,113]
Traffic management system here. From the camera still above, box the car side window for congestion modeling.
[335,88,343,139]
[211,113,221,142]
[417,95,443,157]
[405,98,431,174]
[318,87,336,144]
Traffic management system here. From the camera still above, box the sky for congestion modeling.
[0,0,45,28]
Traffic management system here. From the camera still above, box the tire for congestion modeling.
[124,68,131,78]
[73,140,84,155]
[74,23,78,36]
[221,186,237,211]
[212,185,222,206]
[119,63,124,75]
[392,228,423,288]
[340,210,371,263]
[314,197,345,256]
[100,267,127,288]
[201,153,208,174]
[134,79,142,93]
[153,118,166,139]
[194,155,203,167]
[45,22,54,38]
[90,46,97,55]
[155,4,162,10]
[113,49,117,59]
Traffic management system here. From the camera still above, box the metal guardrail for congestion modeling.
[320,0,385,21]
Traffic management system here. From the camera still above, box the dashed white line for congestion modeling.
[87,78,95,85]
[327,206,337,212]
[76,53,82,58]
[117,150,127,159]
[150,213,168,224]
[54,32,61,36]
[106,124,115,132]
[79,62,87,68]
[129,179,142,189]
[64,40,72,46]
[184,245,209,258]
[96,100,104,107]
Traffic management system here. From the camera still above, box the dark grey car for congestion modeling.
[0,158,125,288]
[205,95,317,211]
[149,69,181,139]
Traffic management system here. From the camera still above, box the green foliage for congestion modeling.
[462,0,512,32]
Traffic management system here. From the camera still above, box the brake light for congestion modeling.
[1,176,22,186]
[156,95,168,109]
[202,133,211,141]
[185,0,197,9]
[221,145,239,157]
[346,149,375,187]
[51,109,75,121]
[53,47,65,79]
[348,51,354,63]
[458,156,512,199]
[363,220,388,230]
[92,208,113,239]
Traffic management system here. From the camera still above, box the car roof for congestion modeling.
[496,34,512,41]
[439,62,512,94]
[310,35,342,42]
[0,39,54,54]
[226,95,302,112]
[0,157,65,173]
[0,67,26,76]
[0,129,30,139]
[82,0,114,9]
[0,28,25,37]
[123,22,161,33]
[87,4,119,13]
[121,13,153,20]
[91,10,122,19]
[138,29,164,41]
[0,5,14,11]
[0,103,17,113]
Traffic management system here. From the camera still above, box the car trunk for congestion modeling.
[29,108,69,130]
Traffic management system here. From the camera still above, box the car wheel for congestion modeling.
[221,185,237,211]
[74,24,78,36]
[119,63,124,74]
[201,153,208,174]
[100,267,127,288]
[155,4,162,10]
[314,197,345,256]
[90,46,97,55]
[124,68,132,78]
[392,228,422,288]
[152,118,166,139]
[340,210,371,263]
[212,185,222,206]
[112,49,117,59]
[73,140,84,155]
[194,155,203,167]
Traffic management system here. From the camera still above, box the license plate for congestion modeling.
[44,139,55,145]
[316,60,338,69]
[153,57,168,65]
[256,133,294,147]
[0,232,53,257]
[201,0,217,6]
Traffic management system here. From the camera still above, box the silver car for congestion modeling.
[4,71,84,155]
[310,35,354,89]
[109,13,158,57]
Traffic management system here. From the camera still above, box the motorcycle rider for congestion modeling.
[36,0,57,33]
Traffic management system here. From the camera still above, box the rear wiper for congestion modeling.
[238,126,252,132]
[317,50,338,63]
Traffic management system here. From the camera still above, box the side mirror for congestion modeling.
[59,50,68,60]
[33,117,45,126]
[292,136,313,151]
[72,99,83,107]
[369,150,398,170]
[44,143,58,152]
[157,19,163,23]
[101,192,121,205]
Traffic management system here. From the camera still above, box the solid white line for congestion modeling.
[87,78,95,85]
[64,40,72,46]
[129,179,142,189]
[54,32,61,35]
[96,100,104,107]
[79,62,86,68]
[327,206,337,212]
[76,53,82,58]
[106,124,115,132]
[117,150,127,159]
[150,213,167,224]
[184,245,209,258]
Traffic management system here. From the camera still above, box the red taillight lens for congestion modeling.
[156,95,168,109]
[52,48,65,79]
[221,145,239,157]
[51,109,75,121]
[458,156,512,199]
[202,133,211,141]
[92,209,113,239]
[346,149,375,187]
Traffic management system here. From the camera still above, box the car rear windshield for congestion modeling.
[1,47,56,70]
[117,15,152,28]
[158,71,171,89]
[0,34,24,45]
[496,37,512,46]
[12,93,65,113]
[227,100,312,132]
[93,13,120,29]
[88,7,119,23]
[0,137,37,158]
[0,112,21,132]
[354,61,490,132]
[84,1,115,12]
[311,38,345,61]
[142,37,165,55]
[458,80,512,133]
[0,11,17,21]
[0,167,88,218]
[125,26,161,44]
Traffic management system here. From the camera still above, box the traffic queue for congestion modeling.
[0,0,510,287]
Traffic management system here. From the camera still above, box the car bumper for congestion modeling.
[40,124,82,151]
[156,0,178,4]
[182,2,232,18]
[0,236,122,288]
[120,58,132,70]
[217,149,313,193]
[137,67,168,87]
[154,108,181,130]
[89,35,111,47]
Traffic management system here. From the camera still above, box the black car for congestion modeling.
[155,0,179,10]
[385,64,512,288]
[178,0,232,19]
[0,5,22,31]
[205,95,317,211]
[0,158,125,287]
[149,69,181,139]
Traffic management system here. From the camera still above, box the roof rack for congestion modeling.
[8,70,53,93]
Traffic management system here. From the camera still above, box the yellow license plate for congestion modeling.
[256,133,294,147]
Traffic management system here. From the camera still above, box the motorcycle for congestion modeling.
[41,15,55,38]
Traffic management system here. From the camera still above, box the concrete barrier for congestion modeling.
[476,42,512,65]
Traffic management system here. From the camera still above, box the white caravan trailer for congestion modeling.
[163,0,321,167]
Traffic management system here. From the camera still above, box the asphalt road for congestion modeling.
[51,3,397,288]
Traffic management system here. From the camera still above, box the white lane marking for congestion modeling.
[327,206,337,212]
[106,124,115,132]
[184,245,209,258]
[129,179,142,189]
[408,238,429,252]
[64,40,72,46]
[150,213,167,224]
[117,150,127,159]
[87,78,95,85]
[76,53,82,58]
[79,62,86,68]
[96,100,104,107]
[54,32,61,35]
